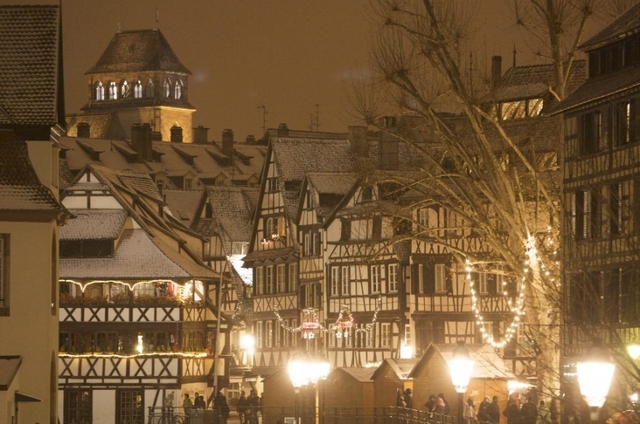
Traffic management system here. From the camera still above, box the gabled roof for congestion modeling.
[197,186,259,241]
[550,64,640,114]
[0,5,62,127]
[489,61,586,103]
[371,358,418,381]
[332,367,376,382]
[163,189,204,227]
[60,228,214,281]
[0,130,67,218]
[579,2,640,51]
[86,29,191,75]
[273,138,355,182]
[60,209,127,240]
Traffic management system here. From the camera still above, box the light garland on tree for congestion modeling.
[274,297,382,339]
[468,228,559,348]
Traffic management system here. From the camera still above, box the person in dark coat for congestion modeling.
[478,396,491,423]
[503,394,521,424]
[487,396,500,424]
[403,389,413,409]
[237,392,249,424]
[213,391,230,424]
[520,397,538,424]
[248,389,260,424]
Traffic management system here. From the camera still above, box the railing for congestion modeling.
[234,406,456,424]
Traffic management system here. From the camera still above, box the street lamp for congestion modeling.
[448,341,474,424]
[288,355,330,424]
[577,341,616,422]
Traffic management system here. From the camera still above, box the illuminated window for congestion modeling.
[266,321,273,347]
[371,265,381,293]
[265,266,273,294]
[255,268,264,295]
[331,267,339,296]
[95,82,104,100]
[175,79,183,99]
[256,322,263,347]
[388,263,398,292]
[435,264,446,293]
[121,80,130,98]
[341,266,350,295]
[117,390,143,424]
[109,81,118,99]
[134,80,142,98]
[65,390,92,424]
[380,323,391,347]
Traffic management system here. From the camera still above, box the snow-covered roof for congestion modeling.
[61,209,127,240]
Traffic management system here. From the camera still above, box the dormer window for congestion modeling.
[164,79,171,98]
[121,80,130,98]
[109,82,118,100]
[95,82,104,101]
[175,79,183,99]
[146,79,154,97]
[500,98,543,120]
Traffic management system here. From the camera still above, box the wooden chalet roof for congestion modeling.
[579,2,640,51]
[0,5,61,127]
[86,29,191,75]
[0,130,67,217]
[371,358,418,380]
[333,367,376,382]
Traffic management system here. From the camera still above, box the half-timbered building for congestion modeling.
[553,2,640,389]
[0,6,71,424]
[58,164,221,424]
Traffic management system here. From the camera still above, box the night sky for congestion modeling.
[12,1,601,141]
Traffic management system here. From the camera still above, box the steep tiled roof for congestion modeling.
[0,130,66,213]
[60,228,216,281]
[86,29,191,75]
[199,186,259,242]
[550,65,640,114]
[487,61,586,103]
[60,209,128,240]
[0,5,60,125]
[580,2,640,51]
[163,189,203,226]
[273,138,354,182]
[308,173,357,196]
[59,136,266,189]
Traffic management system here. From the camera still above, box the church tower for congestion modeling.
[71,28,195,142]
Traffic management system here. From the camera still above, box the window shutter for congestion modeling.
[299,284,307,309]
[445,262,453,294]
[373,217,382,239]
[314,232,321,255]
[410,263,418,295]
[424,263,435,294]
[341,220,351,241]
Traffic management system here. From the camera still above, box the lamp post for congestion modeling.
[288,355,330,424]
[577,341,616,423]
[448,341,474,424]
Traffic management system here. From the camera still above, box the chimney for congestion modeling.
[222,129,234,156]
[170,125,183,143]
[277,123,289,137]
[379,116,397,129]
[193,125,209,144]
[491,56,502,89]
[141,123,153,161]
[348,125,368,157]
[151,131,162,141]
[77,122,90,138]
[245,135,256,144]
[131,123,153,161]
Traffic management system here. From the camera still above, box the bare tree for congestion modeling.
[353,0,638,405]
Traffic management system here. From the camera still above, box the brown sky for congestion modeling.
[13,1,607,141]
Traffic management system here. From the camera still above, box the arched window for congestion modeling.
[121,80,130,98]
[134,80,142,98]
[164,78,171,98]
[145,79,154,97]
[95,82,104,100]
[174,79,183,100]
[109,82,117,100]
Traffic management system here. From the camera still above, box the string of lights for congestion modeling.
[274,297,382,339]
[467,228,559,348]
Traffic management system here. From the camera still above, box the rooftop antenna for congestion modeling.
[155,8,159,28]
[315,103,320,131]
[513,44,517,68]
[257,105,267,135]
